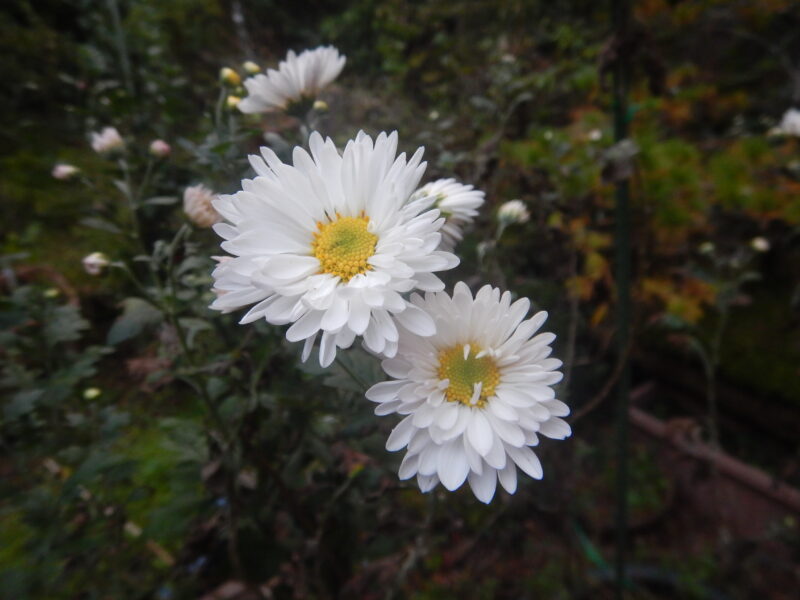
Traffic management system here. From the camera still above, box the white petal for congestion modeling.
[538,417,572,440]
[395,304,436,336]
[498,461,518,494]
[437,438,470,491]
[468,467,497,504]
[466,411,493,457]
[506,445,543,480]
[366,380,406,403]
[386,415,416,451]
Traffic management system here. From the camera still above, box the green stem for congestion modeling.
[335,356,369,392]
[611,0,632,597]
[106,0,134,97]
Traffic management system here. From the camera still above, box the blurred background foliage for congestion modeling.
[1,0,800,598]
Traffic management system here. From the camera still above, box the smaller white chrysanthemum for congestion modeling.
[82,252,110,276]
[366,282,570,503]
[410,179,485,252]
[750,236,770,253]
[52,163,79,180]
[238,46,346,114]
[774,108,800,137]
[90,127,124,154]
[183,184,221,228]
[149,139,171,158]
[497,200,530,226]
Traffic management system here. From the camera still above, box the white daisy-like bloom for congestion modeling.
[497,199,530,226]
[183,184,221,228]
[409,179,485,252]
[366,282,571,504]
[238,46,346,114]
[90,126,124,153]
[82,252,110,276]
[210,131,459,367]
[775,108,800,137]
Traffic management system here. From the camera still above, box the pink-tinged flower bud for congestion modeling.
[183,184,221,228]
[90,126,124,153]
[149,139,171,158]
[52,163,79,180]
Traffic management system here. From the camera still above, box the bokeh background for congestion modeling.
[1,1,799,598]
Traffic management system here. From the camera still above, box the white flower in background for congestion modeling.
[497,199,530,226]
[698,241,715,255]
[90,126,124,154]
[149,139,171,158]
[238,46,346,114]
[774,108,800,137]
[211,131,458,366]
[183,184,221,228]
[52,163,79,180]
[82,252,110,276]
[366,282,570,503]
[410,178,485,252]
[750,236,770,253]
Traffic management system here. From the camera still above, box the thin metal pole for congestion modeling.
[611,0,632,597]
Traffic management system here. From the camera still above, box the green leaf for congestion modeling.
[43,305,88,347]
[178,317,212,349]
[143,196,178,206]
[80,216,123,234]
[3,389,44,420]
[107,298,163,345]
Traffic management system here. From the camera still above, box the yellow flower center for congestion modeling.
[437,343,500,408]
[311,214,378,282]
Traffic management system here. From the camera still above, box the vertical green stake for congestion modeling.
[611,0,632,597]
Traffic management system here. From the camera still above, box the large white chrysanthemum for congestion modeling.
[238,46,346,114]
[366,282,571,503]
[410,179,484,252]
[211,131,459,366]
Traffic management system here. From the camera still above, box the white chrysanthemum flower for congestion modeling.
[775,108,800,137]
[82,252,110,276]
[410,179,485,252]
[210,131,459,367]
[366,282,570,504]
[90,126,124,153]
[238,46,346,114]
[183,184,221,228]
[497,199,530,226]
[52,163,79,180]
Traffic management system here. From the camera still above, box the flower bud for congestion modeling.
[312,99,329,112]
[750,236,770,253]
[220,67,241,86]
[226,95,241,109]
[82,252,110,276]
[242,61,261,75]
[698,241,715,255]
[83,387,102,400]
[149,139,171,158]
[183,184,221,228]
[90,126,124,154]
[497,200,530,225]
[52,163,80,180]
